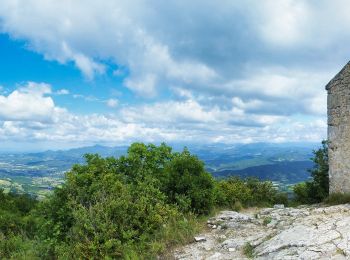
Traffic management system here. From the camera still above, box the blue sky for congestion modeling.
[0,0,348,151]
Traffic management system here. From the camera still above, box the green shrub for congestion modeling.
[293,182,311,204]
[0,191,38,259]
[37,143,214,258]
[108,143,215,215]
[215,177,286,209]
[214,177,252,208]
[263,216,272,226]
[232,200,243,212]
[243,242,254,258]
[0,233,37,259]
[164,149,215,215]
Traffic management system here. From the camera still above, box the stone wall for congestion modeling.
[327,62,350,193]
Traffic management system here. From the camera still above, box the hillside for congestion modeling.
[213,161,313,184]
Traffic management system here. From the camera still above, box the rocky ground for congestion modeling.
[172,204,350,259]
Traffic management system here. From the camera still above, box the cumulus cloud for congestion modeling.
[0,1,342,102]
[106,98,118,108]
[0,82,64,123]
[1,1,343,147]
[0,82,327,147]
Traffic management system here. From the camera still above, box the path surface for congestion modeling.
[172,204,350,259]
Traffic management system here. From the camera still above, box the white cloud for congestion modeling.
[0,83,327,147]
[256,0,309,47]
[1,1,343,147]
[221,66,331,116]
[0,1,340,103]
[106,98,118,108]
[56,89,70,95]
[0,82,64,123]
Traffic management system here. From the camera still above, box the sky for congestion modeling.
[0,0,348,151]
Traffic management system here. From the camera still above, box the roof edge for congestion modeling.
[326,61,350,90]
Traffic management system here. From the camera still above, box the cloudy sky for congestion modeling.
[0,0,348,151]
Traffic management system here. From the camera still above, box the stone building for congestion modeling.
[326,61,350,193]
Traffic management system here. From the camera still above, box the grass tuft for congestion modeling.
[263,216,272,226]
[324,193,350,205]
[243,242,254,258]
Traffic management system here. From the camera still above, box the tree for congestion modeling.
[294,140,329,203]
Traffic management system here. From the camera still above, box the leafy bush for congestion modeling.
[0,233,37,259]
[0,191,38,259]
[37,143,215,258]
[163,148,215,215]
[215,177,287,209]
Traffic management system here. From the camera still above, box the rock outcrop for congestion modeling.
[173,204,350,259]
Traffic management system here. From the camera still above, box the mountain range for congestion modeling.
[0,142,319,196]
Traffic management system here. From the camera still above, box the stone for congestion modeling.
[173,205,350,259]
[273,204,284,209]
[211,211,252,222]
[194,236,206,242]
[206,252,222,259]
[326,61,350,193]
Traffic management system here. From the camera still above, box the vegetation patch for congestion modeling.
[243,242,254,258]
[293,141,329,204]
[324,193,350,205]
[0,142,288,258]
[263,216,272,226]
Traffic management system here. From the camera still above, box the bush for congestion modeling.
[37,143,215,258]
[0,191,38,259]
[215,177,286,209]
[0,233,37,259]
[164,149,215,215]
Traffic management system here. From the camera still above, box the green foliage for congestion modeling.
[164,148,215,214]
[293,141,329,204]
[0,233,37,259]
[0,191,38,259]
[263,216,272,226]
[0,191,37,236]
[232,200,243,212]
[215,177,287,209]
[293,182,310,204]
[243,242,254,258]
[0,142,289,258]
[36,143,215,258]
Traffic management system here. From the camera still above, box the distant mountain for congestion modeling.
[212,160,314,184]
[28,144,128,160]
[0,142,319,195]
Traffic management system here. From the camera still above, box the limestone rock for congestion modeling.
[194,236,206,242]
[173,204,350,259]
